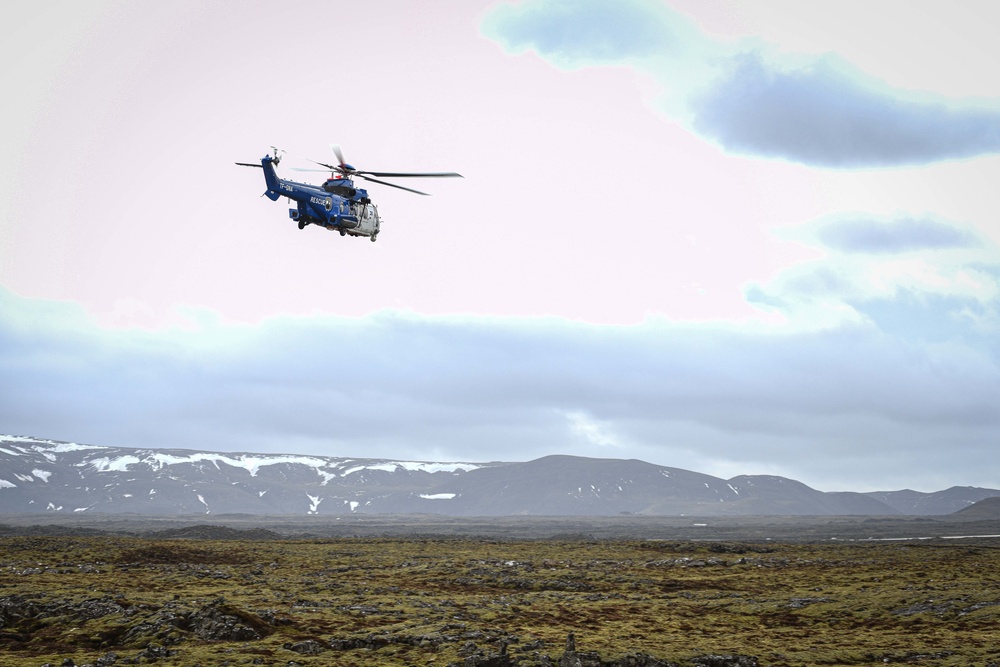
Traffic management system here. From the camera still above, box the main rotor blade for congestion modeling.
[235,162,263,168]
[357,170,463,178]
[302,157,342,172]
[356,174,431,195]
[331,144,347,168]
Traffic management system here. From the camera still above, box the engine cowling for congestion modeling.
[323,182,357,198]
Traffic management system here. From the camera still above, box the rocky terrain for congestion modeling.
[1,533,999,667]
[2,435,998,517]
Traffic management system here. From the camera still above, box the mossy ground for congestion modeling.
[1,536,998,666]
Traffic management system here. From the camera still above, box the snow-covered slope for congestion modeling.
[0,435,491,515]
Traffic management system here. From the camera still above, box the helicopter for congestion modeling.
[236,145,462,241]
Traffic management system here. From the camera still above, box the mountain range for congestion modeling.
[2,435,997,516]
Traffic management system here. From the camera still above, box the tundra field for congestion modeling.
[1,534,999,667]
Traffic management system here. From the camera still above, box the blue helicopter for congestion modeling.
[237,145,462,241]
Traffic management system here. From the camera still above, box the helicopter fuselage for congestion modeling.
[258,154,381,240]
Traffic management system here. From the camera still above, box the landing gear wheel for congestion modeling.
[297,220,305,230]
[370,234,378,243]
[339,229,346,236]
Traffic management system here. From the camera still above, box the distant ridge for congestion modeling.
[1,435,997,517]
[145,525,283,541]
[865,487,1000,515]
[952,496,1000,519]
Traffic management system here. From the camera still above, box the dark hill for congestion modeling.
[952,496,1000,518]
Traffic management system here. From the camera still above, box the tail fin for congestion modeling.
[261,155,281,201]
[237,152,284,201]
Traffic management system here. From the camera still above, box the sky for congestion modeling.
[2,0,999,493]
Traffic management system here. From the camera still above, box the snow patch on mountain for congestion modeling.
[78,450,334,477]
[307,494,322,514]
[341,461,482,476]
[85,456,142,473]
[0,435,105,454]
[394,461,482,474]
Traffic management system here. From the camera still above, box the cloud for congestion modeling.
[480,0,680,67]
[850,289,998,344]
[565,410,624,450]
[747,213,1000,343]
[816,215,981,254]
[2,287,998,491]
[692,53,1000,167]
[481,0,1000,167]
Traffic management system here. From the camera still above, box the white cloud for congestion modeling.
[748,213,1000,339]
[565,410,623,450]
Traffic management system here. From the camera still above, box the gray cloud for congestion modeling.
[482,1,1000,167]
[2,288,998,491]
[692,53,1000,167]
[816,216,981,254]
